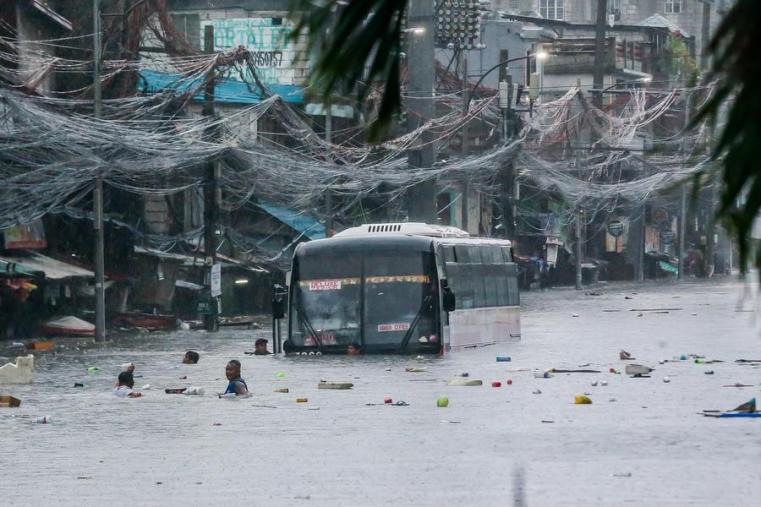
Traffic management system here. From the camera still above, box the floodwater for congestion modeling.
[1,279,761,506]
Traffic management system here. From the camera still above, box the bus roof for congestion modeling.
[327,223,512,248]
[334,223,469,238]
[295,234,435,257]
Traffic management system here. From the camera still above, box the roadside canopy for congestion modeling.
[0,251,93,279]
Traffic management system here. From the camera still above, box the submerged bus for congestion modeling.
[278,223,520,355]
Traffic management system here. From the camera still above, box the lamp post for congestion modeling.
[465,50,548,112]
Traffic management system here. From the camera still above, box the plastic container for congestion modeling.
[437,397,449,407]
[496,356,511,362]
[491,381,502,388]
[35,416,51,424]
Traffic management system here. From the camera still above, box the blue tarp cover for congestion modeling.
[258,203,325,240]
[139,69,304,104]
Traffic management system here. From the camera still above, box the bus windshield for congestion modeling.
[290,249,439,352]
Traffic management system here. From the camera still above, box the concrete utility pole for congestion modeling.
[203,24,219,332]
[575,151,583,290]
[700,1,711,70]
[678,92,691,281]
[93,0,106,342]
[406,0,436,223]
[592,0,607,108]
[460,51,470,231]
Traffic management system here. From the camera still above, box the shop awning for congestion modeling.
[0,257,39,278]
[0,252,93,279]
[258,203,326,240]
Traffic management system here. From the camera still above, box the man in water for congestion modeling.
[347,342,361,356]
[223,360,249,395]
[113,372,142,398]
[253,338,271,355]
[183,350,199,364]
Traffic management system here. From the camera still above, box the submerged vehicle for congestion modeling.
[275,223,521,355]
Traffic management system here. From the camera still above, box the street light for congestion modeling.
[466,51,548,111]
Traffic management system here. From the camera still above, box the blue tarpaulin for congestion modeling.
[258,203,325,240]
[138,69,304,104]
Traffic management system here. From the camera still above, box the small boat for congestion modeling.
[39,316,95,337]
[112,312,176,331]
[0,355,34,384]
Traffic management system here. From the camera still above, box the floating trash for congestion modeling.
[496,356,511,362]
[437,397,449,408]
[574,395,592,405]
[447,378,482,386]
[274,388,289,393]
[318,381,353,390]
[491,381,502,388]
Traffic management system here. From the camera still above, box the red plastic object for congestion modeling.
[384,397,393,404]
[506,379,513,385]
[491,381,502,387]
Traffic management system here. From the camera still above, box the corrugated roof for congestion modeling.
[636,14,690,36]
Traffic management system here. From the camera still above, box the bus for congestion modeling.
[275,223,521,355]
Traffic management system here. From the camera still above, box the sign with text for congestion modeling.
[307,280,342,291]
[3,220,47,249]
[210,263,222,297]
[378,323,411,333]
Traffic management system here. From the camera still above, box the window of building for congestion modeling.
[665,0,682,14]
[540,0,564,20]
[510,0,521,10]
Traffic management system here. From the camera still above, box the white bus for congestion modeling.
[276,223,521,354]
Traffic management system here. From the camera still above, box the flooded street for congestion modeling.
[2,279,761,506]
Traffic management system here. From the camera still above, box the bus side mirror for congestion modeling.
[440,280,456,312]
[272,284,286,319]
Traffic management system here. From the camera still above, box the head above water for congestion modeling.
[117,371,134,389]
[347,342,361,356]
[226,360,241,380]
[183,351,199,364]
[254,338,268,352]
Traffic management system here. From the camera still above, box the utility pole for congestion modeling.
[498,48,515,238]
[700,1,711,70]
[678,92,691,280]
[203,25,219,332]
[575,151,583,290]
[406,0,436,223]
[592,0,608,108]
[93,0,106,342]
[324,101,333,235]
[460,52,470,232]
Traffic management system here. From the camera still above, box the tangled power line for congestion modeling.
[0,25,717,262]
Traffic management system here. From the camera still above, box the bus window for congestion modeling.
[471,270,487,308]
[487,246,503,264]
[507,275,520,306]
[291,254,362,347]
[484,274,499,307]
[468,245,481,264]
[496,275,509,306]
[443,246,456,263]
[363,252,438,347]
[454,245,470,263]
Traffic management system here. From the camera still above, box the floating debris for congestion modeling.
[447,378,482,386]
[318,381,354,390]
